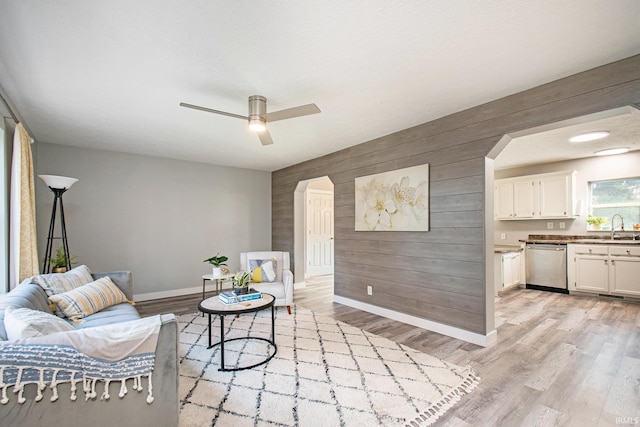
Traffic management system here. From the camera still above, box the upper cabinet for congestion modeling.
[495,171,577,220]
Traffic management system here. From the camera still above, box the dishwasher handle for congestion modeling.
[526,245,566,251]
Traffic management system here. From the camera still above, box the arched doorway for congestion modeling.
[293,176,334,287]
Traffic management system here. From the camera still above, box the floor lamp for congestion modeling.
[39,175,78,273]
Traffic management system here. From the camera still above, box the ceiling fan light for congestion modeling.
[569,131,609,143]
[595,147,629,156]
[248,117,266,132]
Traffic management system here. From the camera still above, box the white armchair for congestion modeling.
[240,251,293,314]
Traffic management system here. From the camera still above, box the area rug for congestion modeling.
[177,306,479,427]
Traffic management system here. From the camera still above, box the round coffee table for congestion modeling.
[198,293,277,371]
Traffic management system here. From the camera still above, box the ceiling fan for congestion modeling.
[180,95,320,146]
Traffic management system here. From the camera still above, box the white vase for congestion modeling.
[212,267,222,277]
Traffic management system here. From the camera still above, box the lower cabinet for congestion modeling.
[568,244,640,297]
[494,251,522,296]
[610,246,640,296]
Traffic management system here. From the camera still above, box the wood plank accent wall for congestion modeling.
[272,55,640,335]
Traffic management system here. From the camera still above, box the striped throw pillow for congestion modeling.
[33,265,94,297]
[48,276,129,321]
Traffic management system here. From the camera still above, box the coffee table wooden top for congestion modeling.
[198,293,275,315]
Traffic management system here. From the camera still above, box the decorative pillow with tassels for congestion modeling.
[48,276,130,322]
[249,259,277,283]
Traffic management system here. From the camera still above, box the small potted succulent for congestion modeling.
[203,253,228,277]
[230,271,251,294]
[586,215,608,230]
[49,247,78,273]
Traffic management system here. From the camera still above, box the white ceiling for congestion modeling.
[495,106,640,170]
[1,1,639,172]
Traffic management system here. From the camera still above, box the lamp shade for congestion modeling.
[39,175,78,189]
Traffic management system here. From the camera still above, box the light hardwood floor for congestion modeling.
[137,277,640,426]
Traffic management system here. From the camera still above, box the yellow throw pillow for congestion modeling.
[48,276,129,322]
[249,259,277,283]
[251,266,263,283]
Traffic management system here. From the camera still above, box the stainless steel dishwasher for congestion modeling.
[525,243,568,293]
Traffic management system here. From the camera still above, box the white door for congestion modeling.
[306,190,334,277]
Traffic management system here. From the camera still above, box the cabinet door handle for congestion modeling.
[611,260,615,265]
[604,260,608,265]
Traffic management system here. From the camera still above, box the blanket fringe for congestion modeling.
[0,366,155,406]
[405,366,480,427]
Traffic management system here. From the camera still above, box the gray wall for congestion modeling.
[495,151,640,246]
[272,55,640,336]
[35,143,271,299]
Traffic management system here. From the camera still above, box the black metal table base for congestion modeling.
[206,303,277,371]
[208,336,277,371]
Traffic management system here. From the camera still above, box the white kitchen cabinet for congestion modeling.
[539,173,573,217]
[494,251,522,295]
[494,171,577,220]
[495,181,515,219]
[514,179,536,218]
[609,246,640,297]
[568,244,640,297]
[575,254,610,293]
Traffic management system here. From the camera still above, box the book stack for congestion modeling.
[218,288,262,305]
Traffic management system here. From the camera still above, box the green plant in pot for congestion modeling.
[230,271,251,295]
[49,246,78,273]
[204,253,228,277]
[586,215,608,230]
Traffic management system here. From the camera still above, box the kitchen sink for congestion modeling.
[574,239,640,244]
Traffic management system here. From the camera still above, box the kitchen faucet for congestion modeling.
[610,213,624,239]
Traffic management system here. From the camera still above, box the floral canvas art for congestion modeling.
[355,164,429,231]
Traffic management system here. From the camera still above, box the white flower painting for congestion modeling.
[355,164,429,231]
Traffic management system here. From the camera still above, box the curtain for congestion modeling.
[9,123,38,288]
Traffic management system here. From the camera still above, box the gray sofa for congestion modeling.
[0,272,179,426]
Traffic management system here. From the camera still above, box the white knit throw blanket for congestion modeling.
[0,315,161,405]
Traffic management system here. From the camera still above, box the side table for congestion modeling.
[201,273,233,300]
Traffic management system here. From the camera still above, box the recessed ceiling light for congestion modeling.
[569,131,610,143]
[595,147,629,156]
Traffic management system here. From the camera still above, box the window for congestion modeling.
[589,177,640,229]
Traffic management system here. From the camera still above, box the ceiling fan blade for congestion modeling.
[264,103,320,123]
[257,129,274,146]
[179,102,247,121]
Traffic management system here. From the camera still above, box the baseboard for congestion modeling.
[294,281,307,290]
[134,284,234,302]
[333,295,498,347]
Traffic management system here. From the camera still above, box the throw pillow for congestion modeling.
[33,264,94,297]
[48,276,129,322]
[3,307,74,340]
[249,259,277,283]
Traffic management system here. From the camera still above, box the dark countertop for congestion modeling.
[494,245,523,254]
[520,234,640,245]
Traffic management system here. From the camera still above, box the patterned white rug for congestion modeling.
[177,306,479,427]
